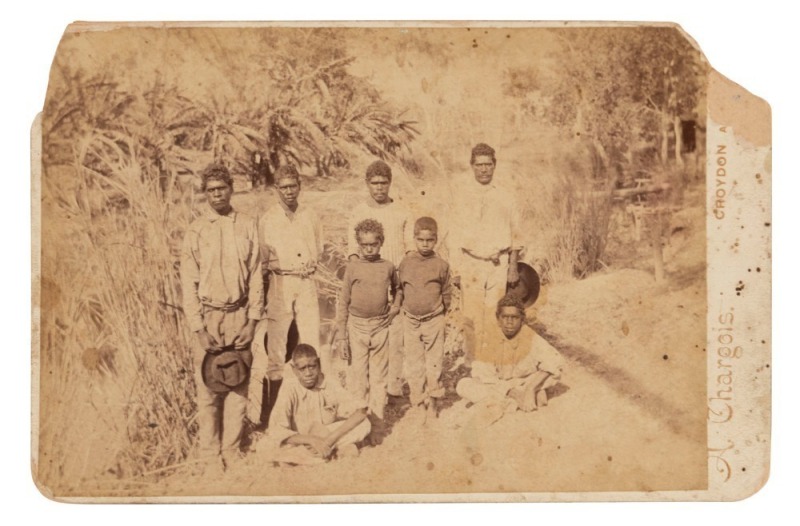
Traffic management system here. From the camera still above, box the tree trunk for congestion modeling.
[590,138,610,182]
[652,238,665,283]
[650,211,666,283]
[673,115,684,168]
[574,85,585,137]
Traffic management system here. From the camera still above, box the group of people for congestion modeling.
[180,143,565,469]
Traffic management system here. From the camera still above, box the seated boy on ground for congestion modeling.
[456,294,565,425]
[265,344,371,464]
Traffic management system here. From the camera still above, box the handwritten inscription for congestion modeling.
[708,305,743,482]
[708,440,735,482]
[708,308,742,424]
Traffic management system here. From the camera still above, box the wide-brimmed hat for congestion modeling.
[201,346,253,393]
[506,262,541,308]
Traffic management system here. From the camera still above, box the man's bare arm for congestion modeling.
[522,370,551,393]
[322,408,368,450]
[281,408,368,459]
[284,433,333,459]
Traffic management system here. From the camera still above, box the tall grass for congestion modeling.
[507,136,615,284]
[544,175,614,282]
[39,131,198,491]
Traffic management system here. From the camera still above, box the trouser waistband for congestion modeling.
[402,304,444,323]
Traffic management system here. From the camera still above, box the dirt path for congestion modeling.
[142,348,704,497]
[534,323,704,444]
[142,290,706,497]
[129,190,708,497]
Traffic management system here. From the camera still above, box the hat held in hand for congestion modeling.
[201,346,253,393]
[505,262,541,308]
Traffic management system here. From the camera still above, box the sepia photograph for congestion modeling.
[31,21,767,502]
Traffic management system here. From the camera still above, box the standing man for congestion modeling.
[181,163,264,469]
[449,143,523,362]
[346,160,413,401]
[250,165,324,428]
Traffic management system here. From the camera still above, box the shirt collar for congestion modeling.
[365,196,394,209]
[477,180,498,193]
[278,200,301,219]
[298,373,327,400]
[204,204,237,223]
[411,250,436,260]
[502,325,533,351]
[496,325,522,348]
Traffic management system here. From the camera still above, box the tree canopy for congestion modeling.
[43,27,420,193]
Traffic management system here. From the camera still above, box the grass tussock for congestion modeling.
[40,132,199,488]
[504,135,616,283]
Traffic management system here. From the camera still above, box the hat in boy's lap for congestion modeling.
[506,262,541,308]
[202,347,254,393]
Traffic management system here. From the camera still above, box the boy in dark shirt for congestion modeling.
[335,219,403,424]
[398,217,452,422]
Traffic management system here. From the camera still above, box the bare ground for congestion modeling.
[78,190,708,498]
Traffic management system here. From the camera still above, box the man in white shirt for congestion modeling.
[249,165,324,428]
[448,143,523,362]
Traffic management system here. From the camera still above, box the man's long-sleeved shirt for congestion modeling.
[347,198,413,266]
[258,202,323,274]
[335,257,401,335]
[448,179,523,260]
[472,324,564,386]
[180,206,264,332]
[397,251,452,316]
[268,374,367,445]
